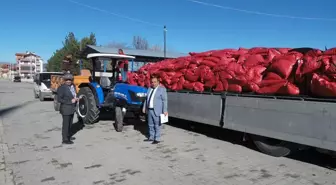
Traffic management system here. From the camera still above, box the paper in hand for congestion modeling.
[160,114,168,124]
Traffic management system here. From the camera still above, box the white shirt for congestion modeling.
[148,86,158,108]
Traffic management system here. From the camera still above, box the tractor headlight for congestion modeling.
[136,93,147,97]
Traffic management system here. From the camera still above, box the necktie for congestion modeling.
[147,88,155,108]
[69,85,76,97]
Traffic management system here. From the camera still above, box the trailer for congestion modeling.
[167,91,336,157]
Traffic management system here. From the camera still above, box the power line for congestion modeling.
[186,0,336,21]
[67,0,162,27]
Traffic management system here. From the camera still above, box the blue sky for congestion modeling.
[0,0,335,63]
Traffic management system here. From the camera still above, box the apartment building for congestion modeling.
[15,52,44,78]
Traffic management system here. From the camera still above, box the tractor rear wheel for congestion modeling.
[114,106,124,132]
[77,87,100,125]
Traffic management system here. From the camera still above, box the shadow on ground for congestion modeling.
[166,117,336,171]
[0,100,37,117]
[70,118,85,137]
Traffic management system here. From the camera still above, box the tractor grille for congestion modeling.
[128,90,146,103]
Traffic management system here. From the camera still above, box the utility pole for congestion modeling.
[164,25,167,58]
[79,40,83,71]
[30,54,32,79]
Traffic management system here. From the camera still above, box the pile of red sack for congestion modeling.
[127,47,336,97]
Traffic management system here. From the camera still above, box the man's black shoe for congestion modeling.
[69,137,76,141]
[62,141,74,145]
[152,140,160,144]
[144,139,153,142]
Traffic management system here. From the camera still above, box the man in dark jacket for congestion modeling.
[57,73,79,144]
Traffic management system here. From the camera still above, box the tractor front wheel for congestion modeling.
[77,87,100,125]
[114,106,124,132]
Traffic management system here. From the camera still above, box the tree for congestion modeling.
[132,36,149,50]
[47,32,97,73]
[150,44,162,51]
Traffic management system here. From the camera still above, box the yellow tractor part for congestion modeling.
[51,69,91,93]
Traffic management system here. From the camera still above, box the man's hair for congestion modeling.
[150,75,159,80]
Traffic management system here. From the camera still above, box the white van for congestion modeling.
[33,72,63,101]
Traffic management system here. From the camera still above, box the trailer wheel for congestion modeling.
[39,91,44,101]
[77,87,100,125]
[251,135,297,157]
[53,94,60,111]
[34,90,38,99]
[114,106,124,132]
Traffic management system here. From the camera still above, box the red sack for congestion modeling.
[189,50,213,57]
[323,48,336,55]
[174,60,190,70]
[311,73,336,97]
[257,81,299,95]
[267,48,282,61]
[213,79,228,92]
[218,57,236,65]
[177,76,185,90]
[268,55,297,79]
[183,81,195,90]
[260,79,287,87]
[185,70,199,82]
[237,55,247,65]
[213,64,229,72]
[300,57,321,75]
[204,56,221,63]
[211,49,239,58]
[194,82,204,92]
[227,62,246,76]
[200,60,217,68]
[277,48,291,54]
[219,71,233,80]
[170,77,180,84]
[245,66,266,84]
[204,78,216,88]
[202,70,215,82]
[228,84,242,93]
[172,71,184,79]
[278,82,300,95]
[244,83,260,92]
[248,47,269,55]
[190,57,203,65]
[228,75,247,86]
[170,83,178,91]
[264,72,283,80]
[244,54,265,68]
[257,81,285,94]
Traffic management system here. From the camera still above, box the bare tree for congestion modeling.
[149,44,162,51]
[132,36,149,50]
[106,41,130,49]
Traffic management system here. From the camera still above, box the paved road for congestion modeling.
[0,80,335,185]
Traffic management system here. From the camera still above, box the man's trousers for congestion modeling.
[62,114,74,142]
[148,109,161,141]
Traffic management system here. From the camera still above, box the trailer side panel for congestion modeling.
[223,95,336,151]
[167,92,222,127]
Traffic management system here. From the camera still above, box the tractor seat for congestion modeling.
[100,76,111,88]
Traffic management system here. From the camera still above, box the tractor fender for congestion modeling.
[78,82,104,105]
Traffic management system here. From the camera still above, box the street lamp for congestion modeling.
[164,25,167,58]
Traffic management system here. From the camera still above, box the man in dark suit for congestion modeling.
[57,73,79,144]
[142,75,168,144]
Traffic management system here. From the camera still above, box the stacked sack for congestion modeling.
[127,47,336,97]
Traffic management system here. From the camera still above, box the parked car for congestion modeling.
[13,76,21,82]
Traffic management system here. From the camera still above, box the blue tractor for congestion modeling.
[76,53,148,132]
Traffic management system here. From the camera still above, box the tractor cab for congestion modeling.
[76,53,148,132]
